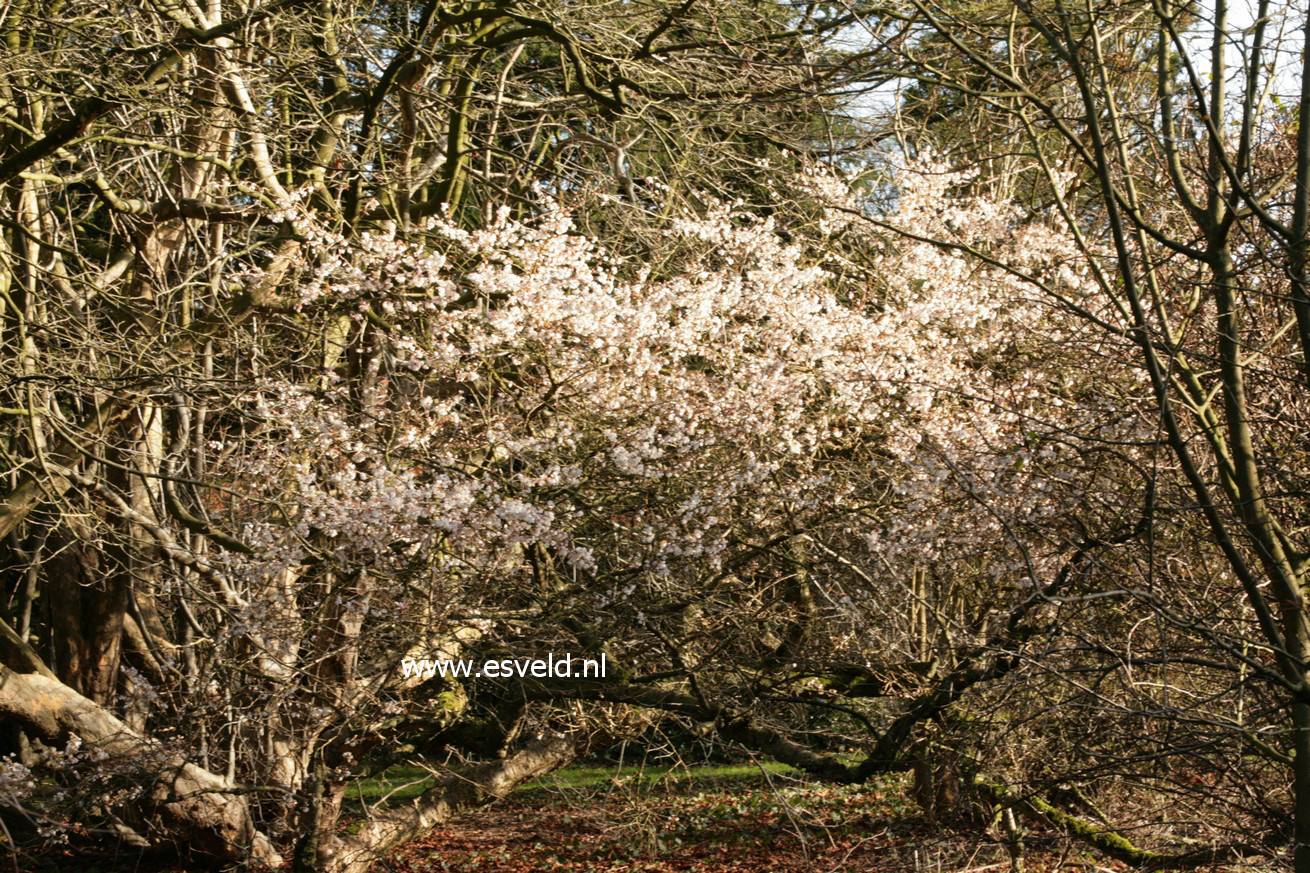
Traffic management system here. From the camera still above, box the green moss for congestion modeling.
[1027,795,1158,866]
[973,777,1233,870]
[434,688,466,713]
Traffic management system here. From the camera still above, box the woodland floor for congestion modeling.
[365,764,1138,873]
[23,764,1170,872]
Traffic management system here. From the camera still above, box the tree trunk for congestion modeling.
[1294,701,1310,873]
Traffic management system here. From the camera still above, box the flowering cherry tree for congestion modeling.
[0,128,1245,867]
[79,161,1117,868]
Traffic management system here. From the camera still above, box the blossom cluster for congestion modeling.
[212,164,1138,690]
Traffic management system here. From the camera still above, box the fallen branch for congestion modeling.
[0,620,281,867]
[323,733,579,873]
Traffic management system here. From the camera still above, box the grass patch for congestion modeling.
[349,759,799,809]
[350,765,436,806]
[523,760,797,792]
